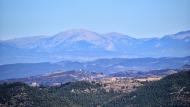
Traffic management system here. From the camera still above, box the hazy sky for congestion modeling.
[0,0,190,39]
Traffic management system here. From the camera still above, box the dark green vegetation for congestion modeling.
[0,81,123,107]
[0,70,190,107]
[103,70,190,107]
[0,82,72,107]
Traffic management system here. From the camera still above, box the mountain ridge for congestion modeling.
[0,29,190,64]
[0,56,189,80]
[2,29,190,41]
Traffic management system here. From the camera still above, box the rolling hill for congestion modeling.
[0,70,189,107]
[0,56,189,80]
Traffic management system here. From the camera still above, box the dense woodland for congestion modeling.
[103,70,190,107]
[0,70,190,107]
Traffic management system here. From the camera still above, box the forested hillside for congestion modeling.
[0,70,190,107]
[0,81,124,107]
[103,70,190,107]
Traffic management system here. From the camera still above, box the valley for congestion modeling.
[0,70,189,107]
[0,56,189,80]
[1,66,186,93]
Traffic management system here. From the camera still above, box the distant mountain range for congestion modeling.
[0,29,190,64]
[0,56,189,80]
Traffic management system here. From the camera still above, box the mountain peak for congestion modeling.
[51,29,105,46]
[57,29,99,35]
[104,32,135,40]
[175,30,190,35]
[163,30,190,39]
[105,32,124,36]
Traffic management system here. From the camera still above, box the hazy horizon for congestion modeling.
[1,0,190,40]
[0,28,189,41]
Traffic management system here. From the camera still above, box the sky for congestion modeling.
[0,0,190,40]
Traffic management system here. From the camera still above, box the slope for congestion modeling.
[103,70,190,107]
